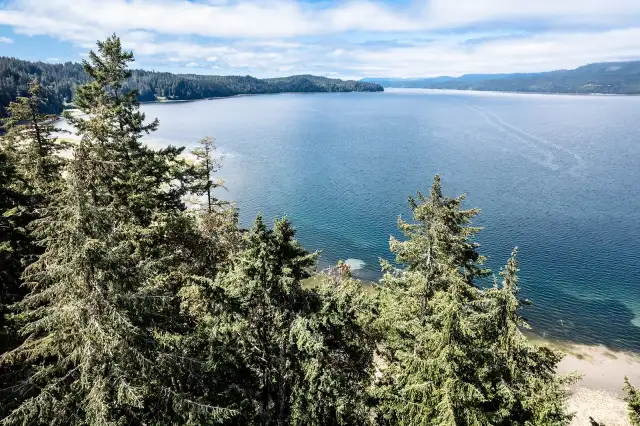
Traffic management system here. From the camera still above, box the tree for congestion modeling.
[373,176,573,425]
[0,147,34,419]
[191,136,226,213]
[217,215,376,425]
[483,249,575,424]
[1,34,233,425]
[0,79,66,418]
[1,79,66,188]
[65,34,196,224]
[624,377,640,426]
[374,175,490,424]
[290,268,378,426]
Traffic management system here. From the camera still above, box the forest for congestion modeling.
[0,56,383,118]
[1,35,639,426]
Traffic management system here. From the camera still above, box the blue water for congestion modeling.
[141,89,640,351]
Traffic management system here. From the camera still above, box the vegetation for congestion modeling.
[0,34,587,425]
[625,377,640,426]
[363,60,640,94]
[0,56,383,118]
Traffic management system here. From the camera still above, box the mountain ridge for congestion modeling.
[361,60,640,94]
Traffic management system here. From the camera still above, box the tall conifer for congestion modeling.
[1,35,233,425]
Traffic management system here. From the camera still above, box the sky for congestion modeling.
[1,0,640,79]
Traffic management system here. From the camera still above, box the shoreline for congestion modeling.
[530,336,639,425]
[386,87,640,97]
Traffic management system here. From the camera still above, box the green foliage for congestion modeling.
[0,78,67,419]
[373,176,573,425]
[0,34,231,425]
[216,216,377,425]
[625,377,640,426]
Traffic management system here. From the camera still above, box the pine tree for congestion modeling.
[624,377,640,426]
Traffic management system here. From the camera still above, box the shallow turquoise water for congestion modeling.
[141,89,640,351]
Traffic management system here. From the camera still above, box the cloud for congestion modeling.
[0,36,14,43]
[0,0,640,77]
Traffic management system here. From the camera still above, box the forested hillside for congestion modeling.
[2,35,640,426]
[0,56,383,117]
[363,60,640,94]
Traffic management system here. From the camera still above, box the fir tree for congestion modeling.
[483,249,574,424]
[217,216,376,425]
[1,35,233,425]
[0,147,34,418]
[290,268,378,426]
[624,377,640,426]
[65,34,196,224]
[0,79,66,418]
[374,176,573,425]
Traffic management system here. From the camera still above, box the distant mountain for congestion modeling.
[362,61,640,94]
[0,57,383,117]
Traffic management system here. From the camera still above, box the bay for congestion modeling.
[139,89,640,351]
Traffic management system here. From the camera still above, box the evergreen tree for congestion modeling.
[0,147,34,418]
[217,216,376,425]
[1,35,232,425]
[374,176,573,425]
[483,249,574,424]
[1,79,66,189]
[290,268,378,426]
[0,79,66,418]
[191,136,226,213]
[64,34,196,224]
[624,377,640,426]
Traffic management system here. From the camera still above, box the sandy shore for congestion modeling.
[537,340,640,425]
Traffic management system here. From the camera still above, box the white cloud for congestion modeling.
[185,62,199,67]
[0,36,14,43]
[3,0,639,42]
[1,0,640,77]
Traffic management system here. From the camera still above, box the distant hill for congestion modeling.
[362,61,640,94]
[0,57,383,117]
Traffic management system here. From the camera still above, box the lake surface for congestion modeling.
[140,89,640,351]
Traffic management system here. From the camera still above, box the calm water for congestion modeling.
[139,89,640,351]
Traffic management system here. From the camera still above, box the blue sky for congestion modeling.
[1,0,640,78]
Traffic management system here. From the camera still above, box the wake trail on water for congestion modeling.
[460,100,584,176]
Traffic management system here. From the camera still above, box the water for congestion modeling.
[138,89,640,351]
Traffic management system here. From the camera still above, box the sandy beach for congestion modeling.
[542,341,640,425]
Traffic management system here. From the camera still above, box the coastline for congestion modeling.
[385,87,640,97]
